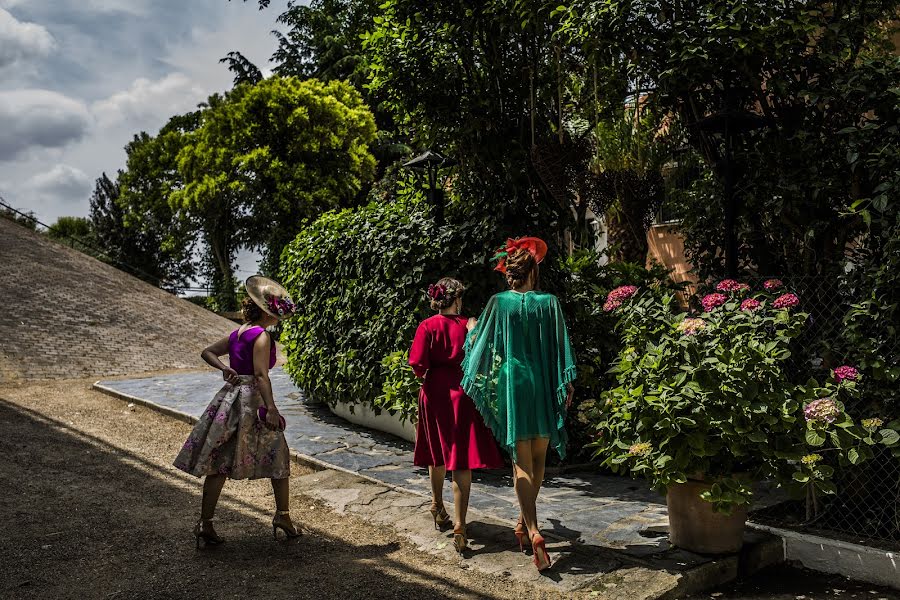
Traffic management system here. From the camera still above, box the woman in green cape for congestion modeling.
[461,237,576,572]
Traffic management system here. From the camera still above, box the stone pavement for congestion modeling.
[95,368,783,596]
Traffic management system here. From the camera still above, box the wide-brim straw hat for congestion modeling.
[245,275,297,320]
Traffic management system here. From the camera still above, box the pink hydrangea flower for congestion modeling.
[701,293,727,312]
[717,280,749,293]
[833,365,859,383]
[740,298,761,311]
[716,279,741,292]
[603,285,638,312]
[804,398,841,424]
[763,279,784,291]
[772,293,799,309]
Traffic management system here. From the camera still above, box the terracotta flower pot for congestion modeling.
[666,480,748,554]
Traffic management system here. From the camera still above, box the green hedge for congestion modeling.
[279,192,497,415]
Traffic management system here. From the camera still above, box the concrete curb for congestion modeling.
[749,522,899,590]
[93,380,785,598]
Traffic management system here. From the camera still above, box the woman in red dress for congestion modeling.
[409,277,504,553]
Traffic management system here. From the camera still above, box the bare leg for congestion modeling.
[271,477,290,512]
[530,438,550,506]
[513,440,539,536]
[452,470,472,529]
[201,474,226,529]
[429,465,447,510]
[271,477,300,535]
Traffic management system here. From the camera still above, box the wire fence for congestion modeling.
[700,275,900,550]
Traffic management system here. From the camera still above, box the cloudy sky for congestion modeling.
[0,0,290,227]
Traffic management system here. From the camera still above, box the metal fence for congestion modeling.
[707,275,900,550]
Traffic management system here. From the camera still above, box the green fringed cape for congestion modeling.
[461,290,577,460]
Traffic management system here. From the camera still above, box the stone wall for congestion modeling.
[0,218,235,383]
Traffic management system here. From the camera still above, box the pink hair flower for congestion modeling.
[833,365,859,383]
[763,279,784,291]
[701,293,727,312]
[772,293,799,309]
[740,298,761,312]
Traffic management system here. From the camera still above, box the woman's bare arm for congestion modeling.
[201,336,240,384]
[252,331,279,429]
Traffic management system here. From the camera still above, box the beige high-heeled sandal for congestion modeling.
[453,525,468,554]
[429,504,451,530]
[272,510,302,540]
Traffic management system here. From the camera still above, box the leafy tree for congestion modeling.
[363,0,598,249]
[116,113,201,289]
[47,216,102,258]
[591,103,670,263]
[90,170,196,289]
[220,51,264,86]
[271,0,378,90]
[173,76,377,286]
[557,0,900,278]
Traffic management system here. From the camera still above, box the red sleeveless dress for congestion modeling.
[409,315,504,470]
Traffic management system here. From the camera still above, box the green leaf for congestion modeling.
[805,429,826,446]
[879,429,900,446]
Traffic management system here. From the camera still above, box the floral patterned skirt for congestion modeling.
[173,376,290,480]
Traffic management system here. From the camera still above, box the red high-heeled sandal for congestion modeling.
[531,532,552,571]
[514,516,528,553]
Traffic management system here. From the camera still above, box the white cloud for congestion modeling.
[91,73,207,128]
[0,8,55,69]
[24,164,91,201]
[0,90,91,160]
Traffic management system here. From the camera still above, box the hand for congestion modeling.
[467,318,478,332]
[565,384,575,410]
[265,406,282,431]
[222,367,240,386]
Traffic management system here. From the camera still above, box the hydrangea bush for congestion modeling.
[584,281,900,513]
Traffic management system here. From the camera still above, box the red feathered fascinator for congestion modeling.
[492,237,549,273]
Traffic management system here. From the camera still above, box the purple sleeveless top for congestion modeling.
[228,326,277,375]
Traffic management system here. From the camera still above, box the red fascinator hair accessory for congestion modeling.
[492,237,548,273]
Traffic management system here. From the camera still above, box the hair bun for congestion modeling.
[428,277,465,311]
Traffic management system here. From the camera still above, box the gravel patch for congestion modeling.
[0,379,567,600]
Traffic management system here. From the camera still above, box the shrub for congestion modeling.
[555,251,681,461]
[586,280,900,512]
[278,190,497,413]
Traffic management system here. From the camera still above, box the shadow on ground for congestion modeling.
[0,398,543,600]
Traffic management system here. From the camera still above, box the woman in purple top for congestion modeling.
[174,276,300,547]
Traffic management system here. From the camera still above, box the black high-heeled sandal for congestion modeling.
[193,519,224,549]
[272,510,302,540]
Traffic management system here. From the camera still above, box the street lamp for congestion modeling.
[692,108,769,277]
[403,149,455,227]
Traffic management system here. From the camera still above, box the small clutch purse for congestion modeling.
[257,407,286,431]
